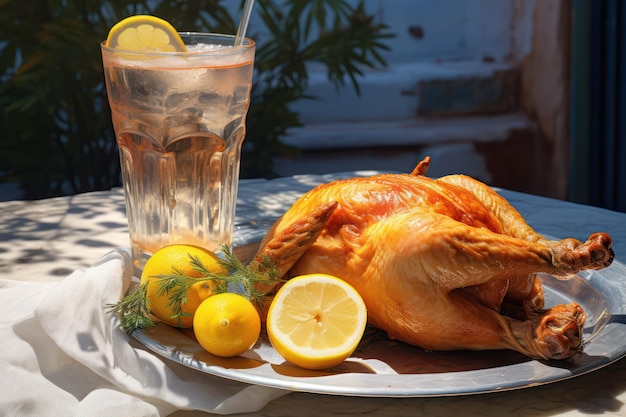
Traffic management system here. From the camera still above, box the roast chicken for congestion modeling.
[253,157,614,360]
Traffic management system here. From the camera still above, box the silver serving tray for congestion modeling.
[133,241,626,397]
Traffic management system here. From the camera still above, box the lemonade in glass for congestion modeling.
[101,18,255,274]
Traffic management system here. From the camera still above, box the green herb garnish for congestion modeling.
[106,245,281,334]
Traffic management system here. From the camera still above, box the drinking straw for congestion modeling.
[235,0,255,46]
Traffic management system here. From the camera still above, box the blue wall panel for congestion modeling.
[570,0,626,212]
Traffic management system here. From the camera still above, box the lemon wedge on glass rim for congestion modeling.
[105,15,187,52]
[266,273,368,370]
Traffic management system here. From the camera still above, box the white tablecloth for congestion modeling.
[2,172,626,417]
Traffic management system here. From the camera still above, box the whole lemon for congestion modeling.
[193,293,261,357]
[140,244,226,328]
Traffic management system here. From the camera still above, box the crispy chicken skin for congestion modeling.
[253,157,614,360]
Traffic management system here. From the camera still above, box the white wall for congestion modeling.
[236,0,535,124]
[360,0,517,63]
[267,0,539,181]
[239,0,531,65]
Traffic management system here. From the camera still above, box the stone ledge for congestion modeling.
[281,112,531,150]
[274,112,538,190]
[291,60,517,123]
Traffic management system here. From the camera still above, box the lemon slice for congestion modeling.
[105,15,187,52]
[266,274,367,370]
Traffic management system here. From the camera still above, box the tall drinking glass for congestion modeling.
[101,33,256,275]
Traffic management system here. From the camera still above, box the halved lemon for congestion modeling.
[266,274,367,370]
[105,15,187,52]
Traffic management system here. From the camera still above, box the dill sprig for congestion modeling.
[106,244,282,334]
[216,247,281,305]
[106,281,155,334]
